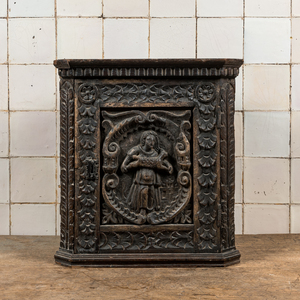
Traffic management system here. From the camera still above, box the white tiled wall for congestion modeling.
[0,0,299,235]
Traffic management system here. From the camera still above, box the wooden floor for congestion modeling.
[1,235,300,299]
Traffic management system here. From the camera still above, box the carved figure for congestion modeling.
[121,130,173,216]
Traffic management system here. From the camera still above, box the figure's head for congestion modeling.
[140,131,159,151]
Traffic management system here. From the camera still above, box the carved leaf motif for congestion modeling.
[198,149,217,167]
[78,236,97,249]
[79,180,97,193]
[78,118,97,134]
[198,132,217,149]
[98,83,194,104]
[198,206,217,224]
[198,102,216,114]
[78,194,96,207]
[102,203,124,224]
[197,115,216,132]
[79,218,96,235]
[153,231,193,249]
[198,169,217,187]
[79,135,96,149]
[79,105,97,117]
[198,188,217,206]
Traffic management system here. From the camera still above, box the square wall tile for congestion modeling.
[244,158,289,204]
[292,19,300,63]
[0,0,7,17]
[10,112,56,156]
[104,0,148,17]
[244,205,289,234]
[9,18,55,64]
[57,0,102,17]
[8,0,54,17]
[244,65,290,111]
[0,204,9,235]
[235,69,243,111]
[11,158,55,203]
[197,0,243,17]
[0,159,9,203]
[235,112,243,157]
[104,19,148,59]
[11,204,55,235]
[244,18,290,63]
[0,112,8,157]
[291,112,300,157]
[150,0,195,17]
[293,0,300,16]
[291,205,300,233]
[235,204,242,234]
[0,65,8,110]
[244,112,290,157]
[245,0,290,17]
[150,18,196,59]
[57,18,102,59]
[292,65,300,110]
[0,19,7,63]
[10,65,56,110]
[197,18,243,59]
[291,159,300,203]
[235,158,243,204]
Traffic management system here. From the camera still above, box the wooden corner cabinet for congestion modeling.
[54,59,243,267]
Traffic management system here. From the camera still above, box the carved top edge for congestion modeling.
[54,59,243,78]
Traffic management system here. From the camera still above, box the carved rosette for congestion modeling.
[60,79,75,250]
[101,110,192,225]
[220,80,235,250]
[76,83,99,253]
[195,83,218,251]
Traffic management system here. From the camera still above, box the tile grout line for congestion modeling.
[7,0,11,235]
[102,0,104,59]
[148,0,150,58]
[289,0,293,234]
[195,0,197,58]
[242,0,245,235]
[54,0,58,237]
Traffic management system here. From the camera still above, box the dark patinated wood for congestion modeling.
[55,59,243,267]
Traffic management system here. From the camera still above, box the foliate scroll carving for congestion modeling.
[220,80,235,250]
[195,82,218,251]
[102,110,192,225]
[76,83,99,253]
[99,231,194,251]
[60,79,75,250]
[97,83,194,104]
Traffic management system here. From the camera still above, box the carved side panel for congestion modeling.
[220,79,235,250]
[60,79,75,250]
[75,83,100,253]
[194,83,219,251]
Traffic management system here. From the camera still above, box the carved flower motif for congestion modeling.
[79,83,97,104]
[195,83,215,103]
